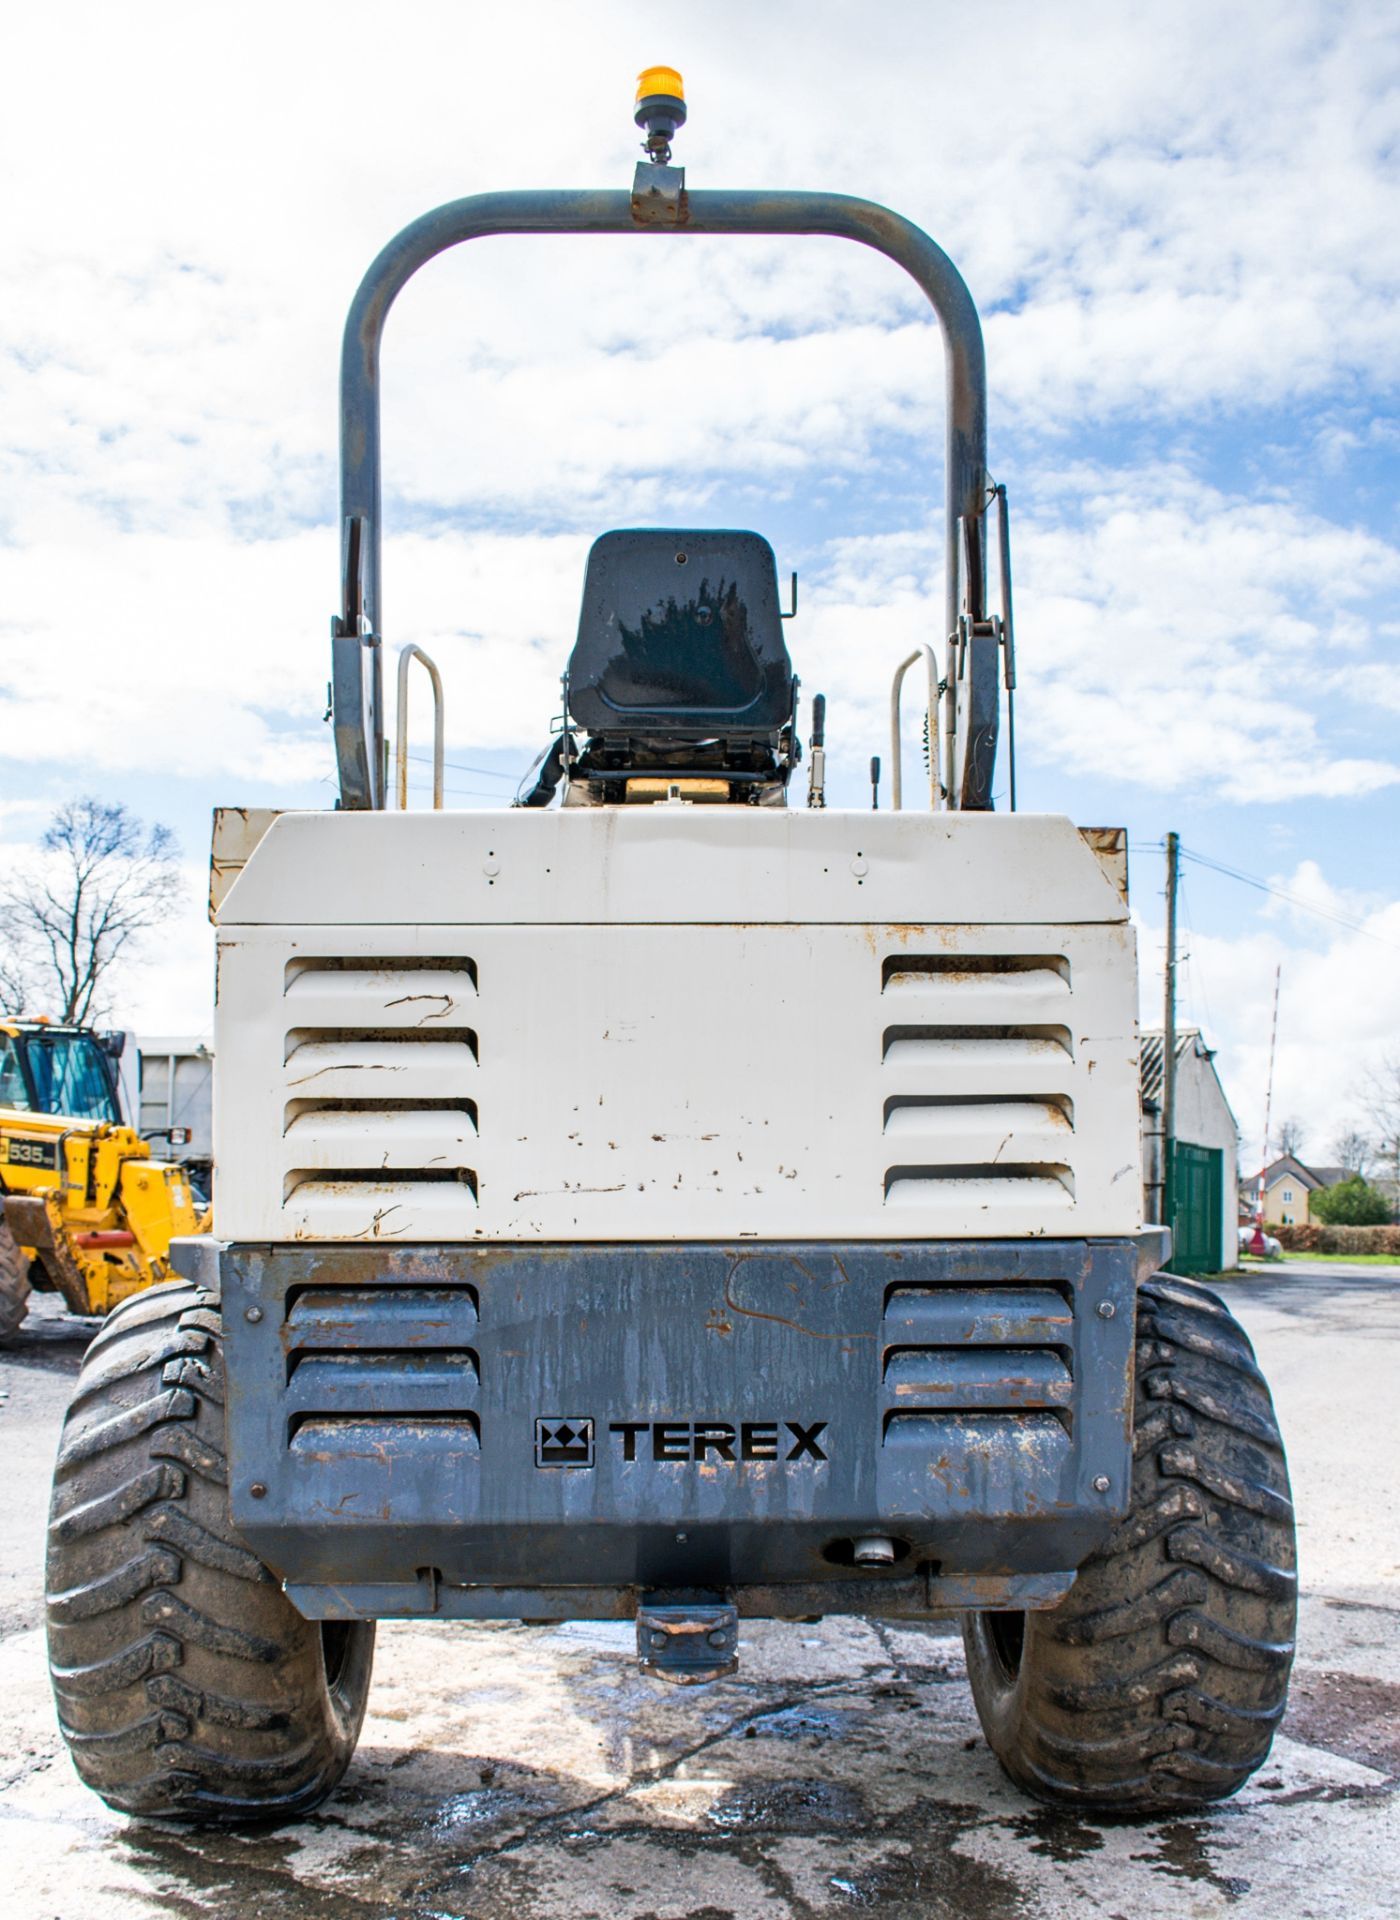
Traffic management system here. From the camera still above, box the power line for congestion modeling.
[1177,864,1216,1034]
[1131,836,1397,950]
[406,750,518,783]
[402,777,512,803]
[1177,846,1400,952]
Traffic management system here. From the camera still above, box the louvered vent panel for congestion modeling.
[881,1282,1075,1472]
[283,1104,477,1171]
[284,959,477,1026]
[882,953,1070,999]
[885,1283,1073,1346]
[883,1026,1073,1069]
[284,1285,479,1450]
[884,1166,1074,1209]
[280,959,478,1235]
[281,1174,478,1236]
[881,950,1077,1209]
[885,1347,1072,1405]
[283,1033,477,1098]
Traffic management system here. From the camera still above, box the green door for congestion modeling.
[1169,1142,1224,1274]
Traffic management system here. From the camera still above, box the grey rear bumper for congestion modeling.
[192,1235,1166,1620]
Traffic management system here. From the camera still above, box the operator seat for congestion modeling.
[520,529,798,806]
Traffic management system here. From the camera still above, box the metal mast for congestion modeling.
[1162,831,1179,1232]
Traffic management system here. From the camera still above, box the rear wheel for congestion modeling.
[0,1216,32,1341]
[963,1272,1296,1812]
[46,1279,375,1823]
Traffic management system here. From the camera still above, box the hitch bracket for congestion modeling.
[637,1595,739,1684]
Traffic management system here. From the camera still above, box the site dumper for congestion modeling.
[45,75,1296,1825]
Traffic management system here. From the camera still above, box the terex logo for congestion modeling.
[610,1420,828,1463]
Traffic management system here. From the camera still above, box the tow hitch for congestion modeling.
[637,1594,740,1684]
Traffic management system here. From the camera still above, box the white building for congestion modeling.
[1141,1028,1239,1273]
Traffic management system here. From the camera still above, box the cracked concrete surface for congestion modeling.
[1,1262,1397,1919]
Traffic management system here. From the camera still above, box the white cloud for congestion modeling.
[4,0,1399,549]
[1010,467,1400,803]
[1255,858,1389,934]
[773,470,1400,808]
[1348,661,1400,718]
[0,521,334,782]
[2,457,1395,822]
[1138,869,1400,1168]
[2,0,1398,1070]
[119,879,217,1040]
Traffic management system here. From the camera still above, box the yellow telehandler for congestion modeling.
[0,1017,208,1337]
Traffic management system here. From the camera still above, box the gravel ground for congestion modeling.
[0,1262,1396,1920]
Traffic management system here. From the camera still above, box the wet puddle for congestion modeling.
[706,1776,868,1832]
[1286,1669,1400,1776]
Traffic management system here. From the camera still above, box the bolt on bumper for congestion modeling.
[179,1232,1166,1620]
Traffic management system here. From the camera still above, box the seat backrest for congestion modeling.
[568,530,794,738]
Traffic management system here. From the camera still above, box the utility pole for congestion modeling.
[1247,965,1282,1255]
[1162,832,1179,1235]
[1258,964,1282,1210]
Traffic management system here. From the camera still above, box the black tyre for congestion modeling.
[46,1279,375,1824]
[963,1272,1296,1812]
[0,1216,32,1341]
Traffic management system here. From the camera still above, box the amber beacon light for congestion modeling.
[635,65,686,163]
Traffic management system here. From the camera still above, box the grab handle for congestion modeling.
[889,645,941,810]
[394,644,444,810]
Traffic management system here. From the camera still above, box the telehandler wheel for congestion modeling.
[962,1272,1296,1813]
[46,1279,375,1824]
[0,1217,32,1341]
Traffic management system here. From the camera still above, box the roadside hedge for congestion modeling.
[1273,1223,1400,1254]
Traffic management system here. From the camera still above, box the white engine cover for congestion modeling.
[213,809,1143,1244]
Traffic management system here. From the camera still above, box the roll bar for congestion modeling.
[333,166,993,810]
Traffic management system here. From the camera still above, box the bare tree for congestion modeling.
[1331,1127,1373,1178]
[1363,1054,1400,1133]
[1361,1052,1400,1200]
[0,937,30,1017]
[0,799,181,1025]
[1275,1116,1307,1159]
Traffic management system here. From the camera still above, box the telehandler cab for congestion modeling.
[0,1018,206,1335]
[46,71,1296,1825]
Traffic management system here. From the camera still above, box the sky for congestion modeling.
[1,0,1397,1173]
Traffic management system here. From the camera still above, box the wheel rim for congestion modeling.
[984,1610,1026,1686]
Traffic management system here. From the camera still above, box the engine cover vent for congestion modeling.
[284,1283,480,1452]
[881,949,1081,1213]
[880,1281,1076,1514]
[278,960,478,1238]
[213,885,1144,1242]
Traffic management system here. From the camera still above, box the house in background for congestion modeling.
[1141,1028,1239,1273]
[1256,1154,1348,1227]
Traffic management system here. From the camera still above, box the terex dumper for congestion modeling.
[46,73,1296,1826]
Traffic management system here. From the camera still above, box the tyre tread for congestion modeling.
[51,1631,184,1698]
[0,1219,32,1341]
[962,1271,1297,1813]
[45,1283,373,1824]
